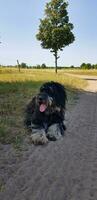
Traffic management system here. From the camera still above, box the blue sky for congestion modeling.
[0,0,97,67]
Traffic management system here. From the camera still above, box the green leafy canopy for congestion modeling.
[36,0,75,53]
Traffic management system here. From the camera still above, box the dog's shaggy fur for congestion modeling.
[25,81,67,144]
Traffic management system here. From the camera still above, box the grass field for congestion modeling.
[0,68,87,145]
[64,69,97,76]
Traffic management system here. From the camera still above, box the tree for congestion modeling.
[21,62,27,68]
[41,63,47,68]
[17,60,21,72]
[86,63,92,69]
[80,63,92,69]
[36,0,75,73]
[93,64,97,69]
[70,65,74,68]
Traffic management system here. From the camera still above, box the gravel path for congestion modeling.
[0,78,97,200]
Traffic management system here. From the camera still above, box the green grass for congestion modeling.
[0,68,87,144]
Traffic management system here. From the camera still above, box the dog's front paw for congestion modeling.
[46,123,62,141]
[30,133,48,145]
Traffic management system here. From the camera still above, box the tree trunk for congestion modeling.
[55,51,58,74]
[17,60,20,72]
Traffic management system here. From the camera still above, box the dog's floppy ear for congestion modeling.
[24,96,36,127]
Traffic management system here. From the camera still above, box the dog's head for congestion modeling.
[25,81,67,127]
[35,81,66,113]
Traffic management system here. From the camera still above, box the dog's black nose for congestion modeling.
[38,93,48,101]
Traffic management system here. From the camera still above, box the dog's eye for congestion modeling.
[40,87,45,93]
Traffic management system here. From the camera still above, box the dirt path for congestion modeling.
[0,77,97,200]
[64,72,97,92]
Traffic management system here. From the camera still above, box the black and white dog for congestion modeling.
[25,81,67,144]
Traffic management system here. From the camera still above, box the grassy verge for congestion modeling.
[0,68,87,144]
[64,69,97,76]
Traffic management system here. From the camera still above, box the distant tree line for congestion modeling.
[80,63,97,69]
[1,62,97,69]
[33,63,47,69]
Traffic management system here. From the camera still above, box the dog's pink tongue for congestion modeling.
[40,104,47,112]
